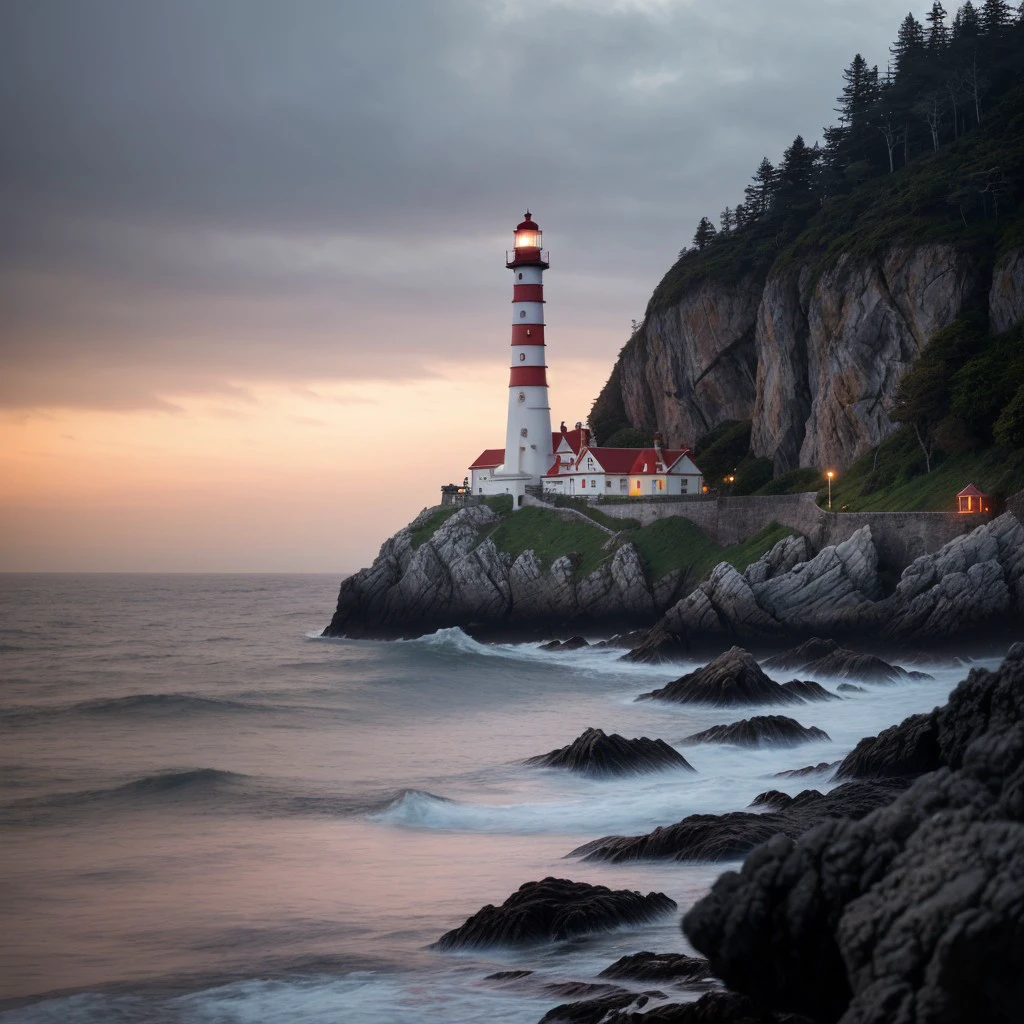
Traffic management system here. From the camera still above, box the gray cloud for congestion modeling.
[1,0,904,409]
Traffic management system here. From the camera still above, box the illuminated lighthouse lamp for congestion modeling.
[506,212,549,269]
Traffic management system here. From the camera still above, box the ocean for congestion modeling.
[0,573,1002,1023]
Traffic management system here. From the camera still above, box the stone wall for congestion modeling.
[595,493,985,569]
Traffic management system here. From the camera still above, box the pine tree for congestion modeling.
[926,1,950,52]
[692,216,716,250]
[776,135,817,209]
[733,203,748,229]
[743,158,777,218]
[980,0,1012,30]
[953,0,981,39]
[719,207,735,234]
[890,12,927,77]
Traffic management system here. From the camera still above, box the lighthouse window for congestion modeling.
[526,329,531,336]
[518,392,525,403]
[520,428,528,437]
[519,353,525,361]
[518,273,522,280]
[520,310,526,318]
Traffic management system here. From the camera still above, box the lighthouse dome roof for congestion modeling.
[516,212,539,231]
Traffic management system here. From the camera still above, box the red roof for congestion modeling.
[957,483,988,497]
[516,211,539,231]
[554,427,589,454]
[469,448,504,470]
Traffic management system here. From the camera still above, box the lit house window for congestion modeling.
[658,480,664,490]
[581,479,586,488]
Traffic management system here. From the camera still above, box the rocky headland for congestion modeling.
[324,498,1023,649]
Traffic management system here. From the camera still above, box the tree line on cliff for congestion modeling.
[589,1,1024,503]
[687,1,1024,256]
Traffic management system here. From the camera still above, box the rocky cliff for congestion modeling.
[605,243,1024,474]
[325,501,1024,643]
[323,504,664,639]
[625,511,1024,654]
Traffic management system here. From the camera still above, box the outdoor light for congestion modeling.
[825,469,836,510]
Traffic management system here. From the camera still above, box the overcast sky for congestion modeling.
[0,0,908,571]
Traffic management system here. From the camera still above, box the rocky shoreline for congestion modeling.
[425,641,1024,1024]
[323,506,1024,649]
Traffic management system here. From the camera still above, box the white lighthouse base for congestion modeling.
[480,469,532,509]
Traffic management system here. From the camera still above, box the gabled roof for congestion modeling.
[628,448,667,475]
[579,446,638,474]
[469,448,504,470]
[957,483,988,497]
[555,427,589,455]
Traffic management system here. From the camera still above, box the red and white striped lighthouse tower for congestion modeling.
[497,211,554,502]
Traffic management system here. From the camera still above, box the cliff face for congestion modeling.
[619,274,761,445]
[603,245,1023,473]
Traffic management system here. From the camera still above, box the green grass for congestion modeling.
[826,428,1024,512]
[409,507,459,548]
[489,507,611,577]
[551,495,641,531]
[628,517,796,584]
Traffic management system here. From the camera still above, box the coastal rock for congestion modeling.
[583,991,814,1023]
[636,647,813,707]
[683,715,831,748]
[762,638,925,683]
[832,712,940,780]
[775,761,839,778]
[433,877,676,950]
[598,952,712,984]
[538,988,664,1024]
[681,645,1024,1024]
[524,728,696,776]
[881,512,1024,641]
[568,781,905,864]
[627,516,1023,647]
[540,636,590,652]
[323,505,665,639]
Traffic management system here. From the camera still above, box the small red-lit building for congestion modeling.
[956,484,990,514]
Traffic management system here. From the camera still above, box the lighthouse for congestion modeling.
[495,212,554,505]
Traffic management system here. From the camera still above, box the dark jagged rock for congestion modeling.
[832,712,940,780]
[568,781,905,864]
[432,877,676,950]
[682,644,1024,1024]
[777,679,839,702]
[748,789,803,810]
[540,636,590,652]
[636,648,815,707]
[598,951,711,984]
[486,970,534,982]
[539,989,664,1024]
[621,629,690,664]
[684,716,830,749]
[763,638,930,684]
[774,760,839,778]
[524,727,696,776]
[760,638,838,671]
[579,990,814,1022]
[836,682,865,693]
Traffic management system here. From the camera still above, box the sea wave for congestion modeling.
[367,774,725,836]
[0,692,279,726]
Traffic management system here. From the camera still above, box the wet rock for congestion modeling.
[833,712,941,780]
[524,727,696,776]
[775,761,839,778]
[684,715,830,749]
[539,988,664,1024]
[485,970,534,982]
[637,648,815,707]
[598,951,711,984]
[568,781,905,864]
[836,683,865,693]
[433,877,677,950]
[682,645,1024,1024]
[778,679,840,702]
[762,638,927,683]
[582,990,815,1022]
[540,636,590,652]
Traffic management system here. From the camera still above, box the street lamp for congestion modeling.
[825,470,835,510]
